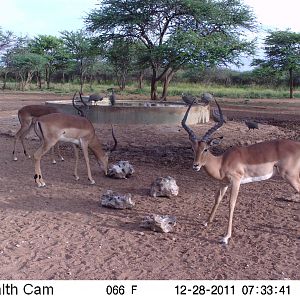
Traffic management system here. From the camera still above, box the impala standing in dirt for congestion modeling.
[182,100,300,244]
[13,105,64,163]
[33,112,117,187]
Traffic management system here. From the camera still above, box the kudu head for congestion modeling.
[181,98,224,171]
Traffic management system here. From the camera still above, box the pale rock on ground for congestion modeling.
[140,214,177,233]
[100,190,135,209]
[150,176,179,198]
[107,160,135,179]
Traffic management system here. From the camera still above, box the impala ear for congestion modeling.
[208,136,223,147]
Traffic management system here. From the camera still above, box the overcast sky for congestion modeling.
[0,0,299,70]
[243,0,300,32]
[1,0,299,37]
[0,0,99,37]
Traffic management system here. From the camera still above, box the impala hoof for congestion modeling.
[90,180,95,185]
[52,160,57,164]
[220,237,229,245]
[13,157,18,161]
[74,175,80,181]
[202,222,208,227]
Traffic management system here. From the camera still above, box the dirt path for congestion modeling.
[0,92,299,280]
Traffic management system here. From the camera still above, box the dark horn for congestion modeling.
[181,99,198,142]
[201,99,224,142]
[110,125,117,152]
[72,92,85,117]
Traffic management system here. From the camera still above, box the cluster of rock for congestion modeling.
[102,160,179,233]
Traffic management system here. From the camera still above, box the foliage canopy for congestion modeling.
[85,0,256,99]
[252,30,300,98]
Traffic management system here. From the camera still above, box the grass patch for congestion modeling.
[1,80,299,99]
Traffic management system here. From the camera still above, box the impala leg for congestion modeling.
[51,143,64,164]
[13,121,32,160]
[56,143,64,162]
[81,142,95,184]
[203,185,228,227]
[73,144,80,181]
[284,173,300,193]
[33,141,56,187]
[51,147,56,164]
[284,173,300,201]
[221,181,241,245]
[20,130,32,159]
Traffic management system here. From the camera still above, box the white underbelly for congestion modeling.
[240,172,274,184]
[240,163,277,184]
[59,136,80,145]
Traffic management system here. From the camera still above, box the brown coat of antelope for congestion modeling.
[182,100,300,244]
[33,112,116,187]
[13,105,63,163]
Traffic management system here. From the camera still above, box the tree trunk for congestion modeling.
[89,75,93,89]
[138,70,144,89]
[2,72,7,90]
[45,66,50,89]
[37,72,42,89]
[116,72,122,90]
[150,67,158,100]
[160,69,175,101]
[79,60,84,94]
[19,73,25,91]
[25,71,33,90]
[289,68,294,99]
[121,73,126,90]
[62,71,65,84]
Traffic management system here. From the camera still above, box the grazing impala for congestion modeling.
[182,100,300,244]
[13,105,64,163]
[33,112,117,187]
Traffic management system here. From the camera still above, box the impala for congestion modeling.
[33,112,117,187]
[182,100,300,244]
[13,105,64,163]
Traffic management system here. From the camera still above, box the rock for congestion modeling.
[100,190,134,209]
[140,214,177,233]
[150,176,179,198]
[107,161,135,179]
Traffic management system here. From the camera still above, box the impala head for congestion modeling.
[99,152,109,175]
[181,98,224,171]
[97,125,117,176]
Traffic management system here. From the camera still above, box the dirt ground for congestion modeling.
[0,91,299,280]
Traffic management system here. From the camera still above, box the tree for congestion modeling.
[86,0,256,100]
[7,52,47,90]
[0,28,17,89]
[252,30,300,98]
[106,38,136,90]
[61,30,99,93]
[29,35,65,89]
[1,36,47,90]
[0,27,15,52]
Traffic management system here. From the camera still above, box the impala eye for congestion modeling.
[204,148,209,152]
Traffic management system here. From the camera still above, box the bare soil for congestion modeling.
[0,91,299,280]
